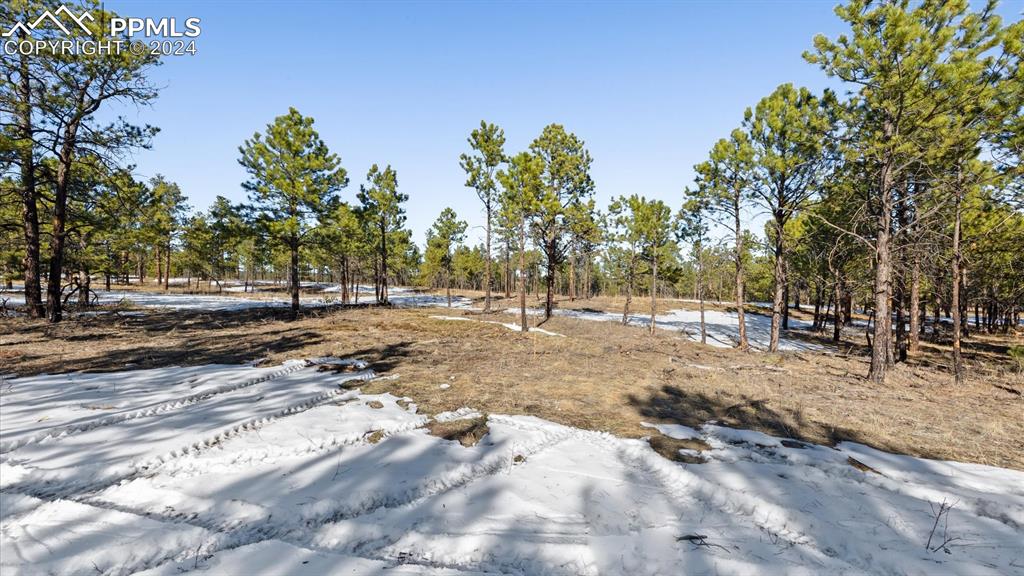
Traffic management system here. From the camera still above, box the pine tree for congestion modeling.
[147,176,189,291]
[320,203,366,304]
[460,121,506,312]
[610,195,676,334]
[358,164,406,304]
[805,0,1007,382]
[498,152,544,332]
[744,84,834,352]
[238,107,348,316]
[680,196,711,344]
[529,124,595,321]
[607,196,644,326]
[693,128,756,348]
[29,1,161,321]
[426,208,468,307]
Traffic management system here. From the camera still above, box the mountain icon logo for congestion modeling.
[2,5,94,37]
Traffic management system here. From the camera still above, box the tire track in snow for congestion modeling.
[0,360,334,455]
[306,415,579,568]
[317,416,574,529]
[607,434,898,574]
[64,415,575,576]
[152,409,428,480]
[3,370,375,499]
[739,440,1024,532]
[2,393,418,576]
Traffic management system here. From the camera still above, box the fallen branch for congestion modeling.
[925,498,961,554]
[677,534,731,553]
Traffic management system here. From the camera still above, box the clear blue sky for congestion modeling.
[106,0,1022,248]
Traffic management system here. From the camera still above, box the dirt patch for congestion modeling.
[2,303,1022,470]
[365,400,384,409]
[847,456,882,475]
[317,363,364,373]
[364,430,386,444]
[426,416,490,447]
[647,435,708,464]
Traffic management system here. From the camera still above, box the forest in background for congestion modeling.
[2,0,1022,386]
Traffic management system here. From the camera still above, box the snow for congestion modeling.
[504,306,820,350]
[430,314,564,336]
[3,362,1023,575]
[0,288,292,312]
[0,285,473,313]
[434,407,483,422]
[641,421,702,440]
[1,495,213,576]
[136,539,475,576]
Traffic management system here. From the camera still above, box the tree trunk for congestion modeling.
[960,266,970,339]
[585,254,593,299]
[951,187,964,385]
[544,235,556,321]
[47,136,80,323]
[289,238,300,316]
[649,256,657,335]
[17,42,44,319]
[78,269,90,307]
[812,283,822,329]
[698,249,707,345]
[164,242,171,290]
[868,157,894,383]
[379,221,389,304]
[895,276,906,363]
[504,245,511,299]
[833,272,844,343]
[568,252,576,302]
[623,250,634,325]
[782,278,790,331]
[734,206,747,349]
[518,220,528,332]
[484,206,492,312]
[909,255,921,355]
[769,217,785,352]
[341,258,349,304]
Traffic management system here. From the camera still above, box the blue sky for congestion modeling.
[106,0,1022,247]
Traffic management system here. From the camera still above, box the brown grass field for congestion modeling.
[2,287,1022,470]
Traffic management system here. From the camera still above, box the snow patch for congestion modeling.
[641,421,702,440]
[2,364,1022,575]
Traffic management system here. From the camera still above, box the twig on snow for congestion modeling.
[677,534,731,553]
[925,498,962,554]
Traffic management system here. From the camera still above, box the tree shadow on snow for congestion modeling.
[626,384,952,462]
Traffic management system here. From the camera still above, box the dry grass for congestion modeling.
[425,416,491,447]
[648,435,708,464]
[2,302,1022,470]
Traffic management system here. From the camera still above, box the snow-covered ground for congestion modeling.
[2,362,1021,575]
[0,285,472,313]
[430,315,564,337]
[505,307,820,351]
